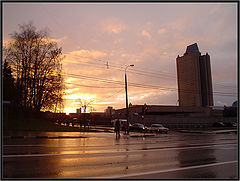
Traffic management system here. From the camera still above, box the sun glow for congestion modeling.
[63,93,96,100]
[63,93,97,114]
[63,107,76,115]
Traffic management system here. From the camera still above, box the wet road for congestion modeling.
[2,131,238,179]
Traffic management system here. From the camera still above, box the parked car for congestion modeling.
[224,122,237,127]
[212,122,225,127]
[129,123,147,132]
[232,122,238,127]
[149,124,169,134]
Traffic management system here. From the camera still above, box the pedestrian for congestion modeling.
[115,119,120,138]
[88,121,90,129]
[79,120,82,128]
[123,121,128,134]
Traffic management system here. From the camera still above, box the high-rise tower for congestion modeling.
[176,43,213,107]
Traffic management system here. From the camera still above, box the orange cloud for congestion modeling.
[158,28,166,35]
[63,49,107,63]
[64,88,80,94]
[141,30,151,39]
[47,36,68,43]
[100,18,127,34]
[63,93,96,100]
[114,38,122,44]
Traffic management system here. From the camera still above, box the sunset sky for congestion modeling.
[3,3,237,114]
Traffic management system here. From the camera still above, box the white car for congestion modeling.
[130,123,148,132]
[149,124,169,134]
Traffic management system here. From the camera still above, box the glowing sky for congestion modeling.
[3,3,238,114]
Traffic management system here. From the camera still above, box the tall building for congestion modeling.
[176,43,213,107]
[76,108,81,114]
[105,106,115,116]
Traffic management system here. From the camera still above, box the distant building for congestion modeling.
[115,105,213,119]
[76,108,81,114]
[176,43,213,107]
[90,112,105,117]
[90,112,112,125]
[105,106,115,117]
[69,113,80,118]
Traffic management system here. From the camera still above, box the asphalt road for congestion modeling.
[2,131,238,179]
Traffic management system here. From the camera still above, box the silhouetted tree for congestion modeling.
[3,23,64,112]
[78,98,94,128]
[2,61,15,102]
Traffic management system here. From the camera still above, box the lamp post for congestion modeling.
[125,64,134,134]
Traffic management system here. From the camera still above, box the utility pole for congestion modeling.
[125,64,134,134]
[84,105,86,129]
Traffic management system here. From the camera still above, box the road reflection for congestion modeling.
[176,133,216,178]
[3,131,237,178]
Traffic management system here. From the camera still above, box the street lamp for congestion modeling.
[125,64,134,134]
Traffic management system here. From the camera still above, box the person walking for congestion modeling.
[115,119,120,138]
[123,121,128,134]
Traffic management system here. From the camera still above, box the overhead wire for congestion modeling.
[65,82,123,89]
[64,72,237,97]
[91,89,125,104]
[63,58,237,97]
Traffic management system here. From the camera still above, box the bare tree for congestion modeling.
[78,99,94,113]
[78,99,94,128]
[3,23,64,112]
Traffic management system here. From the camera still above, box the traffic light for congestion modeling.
[142,103,148,115]
[145,106,148,112]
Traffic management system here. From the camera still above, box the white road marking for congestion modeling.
[2,143,237,158]
[3,141,236,148]
[220,147,238,150]
[100,160,238,178]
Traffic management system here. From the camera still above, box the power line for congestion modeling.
[92,89,124,104]
[100,59,176,78]
[65,60,237,93]
[66,60,236,89]
[64,72,237,97]
[64,60,178,81]
[65,82,123,89]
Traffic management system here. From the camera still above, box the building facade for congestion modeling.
[105,106,115,117]
[176,43,213,107]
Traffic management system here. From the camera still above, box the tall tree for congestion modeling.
[3,23,64,112]
[2,61,15,102]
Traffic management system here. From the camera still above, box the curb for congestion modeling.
[214,130,237,134]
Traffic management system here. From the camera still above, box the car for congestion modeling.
[232,122,237,127]
[212,122,225,127]
[224,122,237,127]
[129,123,147,132]
[149,124,169,134]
